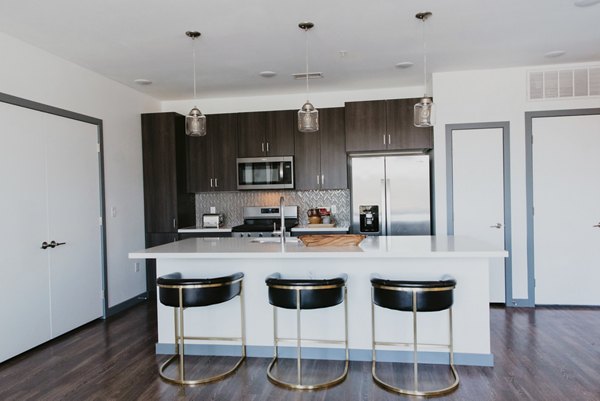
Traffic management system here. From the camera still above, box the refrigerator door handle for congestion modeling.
[385,178,392,236]
[380,179,387,236]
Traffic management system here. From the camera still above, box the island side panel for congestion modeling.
[155,256,491,365]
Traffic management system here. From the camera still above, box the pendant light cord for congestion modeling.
[305,27,310,102]
[422,18,427,97]
[192,39,197,100]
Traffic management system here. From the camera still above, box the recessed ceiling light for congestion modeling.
[574,0,600,7]
[338,50,348,58]
[544,50,566,58]
[259,71,277,78]
[395,61,414,69]
[134,79,152,85]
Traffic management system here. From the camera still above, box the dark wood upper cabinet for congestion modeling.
[141,112,195,233]
[238,110,295,157]
[344,100,387,152]
[294,107,347,190]
[345,98,432,152]
[187,113,238,192]
[386,98,433,150]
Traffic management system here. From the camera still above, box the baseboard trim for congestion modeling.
[107,292,148,317]
[155,343,494,367]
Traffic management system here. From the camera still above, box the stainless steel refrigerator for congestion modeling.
[350,154,431,235]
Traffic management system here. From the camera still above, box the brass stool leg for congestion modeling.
[267,285,349,391]
[159,286,246,385]
[371,290,460,396]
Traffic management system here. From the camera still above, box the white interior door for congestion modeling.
[45,113,103,337]
[0,102,52,361]
[452,128,506,303]
[532,114,600,305]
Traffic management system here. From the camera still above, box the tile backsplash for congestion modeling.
[195,189,351,227]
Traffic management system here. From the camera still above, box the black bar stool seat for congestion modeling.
[265,272,349,391]
[370,274,459,397]
[157,272,246,385]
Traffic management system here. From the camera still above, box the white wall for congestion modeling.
[0,32,161,308]
[432,63,600,300]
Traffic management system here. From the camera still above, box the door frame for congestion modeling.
[0,91,108,318]
[525,108,600,307]
[445,122,514,306]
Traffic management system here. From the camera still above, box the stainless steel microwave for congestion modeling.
[236,156,294,190]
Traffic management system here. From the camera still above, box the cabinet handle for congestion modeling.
[173,218,177,228]
[383,134,386,145]
[266,142,270,152]
[317,175,320,185]
[210,178,213,188]
[214,178,218,187]
[261,142,265,152]
[388,134,391,145]
[321,174,325,186]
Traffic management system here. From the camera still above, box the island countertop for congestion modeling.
[129,235,508,260]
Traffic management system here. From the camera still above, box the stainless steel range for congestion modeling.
[232,206,299,238]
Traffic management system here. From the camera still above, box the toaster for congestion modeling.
[202,213,224,228]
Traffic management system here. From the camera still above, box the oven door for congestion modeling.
[237,156,294,190]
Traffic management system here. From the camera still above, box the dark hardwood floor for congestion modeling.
[1,302,598,401]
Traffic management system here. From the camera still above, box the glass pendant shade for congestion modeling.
[298,101,319,132]
[414,96,435,128]
[185,106,207,136]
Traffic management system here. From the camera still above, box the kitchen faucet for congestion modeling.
[273,196,286,244]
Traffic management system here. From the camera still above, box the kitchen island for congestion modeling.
[129,236,507,367]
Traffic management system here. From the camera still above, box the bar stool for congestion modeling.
[370,274,459,396]
[157,272,246,385]
[265,272,349,390]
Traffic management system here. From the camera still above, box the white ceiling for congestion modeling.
[1,0,599,101]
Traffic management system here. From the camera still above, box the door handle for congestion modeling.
[41,241,66,249]
[489,223,503,229]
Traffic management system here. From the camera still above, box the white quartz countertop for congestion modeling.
[178,226,232,233]
[129,236,508,260]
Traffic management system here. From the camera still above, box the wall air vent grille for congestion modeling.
[527,65,600,100]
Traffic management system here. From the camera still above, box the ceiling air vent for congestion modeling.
[527,65,600,100]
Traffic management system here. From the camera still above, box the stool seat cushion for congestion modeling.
[157,272,244,308]
[266,272,347,310]
[370,274,456,312]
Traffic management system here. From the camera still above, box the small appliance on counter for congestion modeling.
[232,206,299,237]
[202,213,224,228]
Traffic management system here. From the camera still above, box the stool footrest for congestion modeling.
[372,362,459,397]
[181,336,243,342]
[276,338,346,345]
[159,352,246,386]
[267,356,349,391]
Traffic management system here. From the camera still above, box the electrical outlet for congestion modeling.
[111,206,117,218]
[134,262,140,272]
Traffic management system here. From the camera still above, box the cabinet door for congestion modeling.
[293,115,321,190]
[186,134,212,192]
[142,113,179,232]
[265,110,295,156]
[211,113,239,191]
[237,112,267,157]
[386,98,433,150]
[344,100,387,152]
[145,232,180,297]
[319,107,348,189]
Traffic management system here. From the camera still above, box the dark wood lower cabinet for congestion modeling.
[144,232,179,297]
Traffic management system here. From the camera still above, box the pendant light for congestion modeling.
[297,22,319,133]
[185,31,207,137]
[414,12,435,128]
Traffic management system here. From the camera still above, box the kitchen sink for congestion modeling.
[250,237,300,244]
